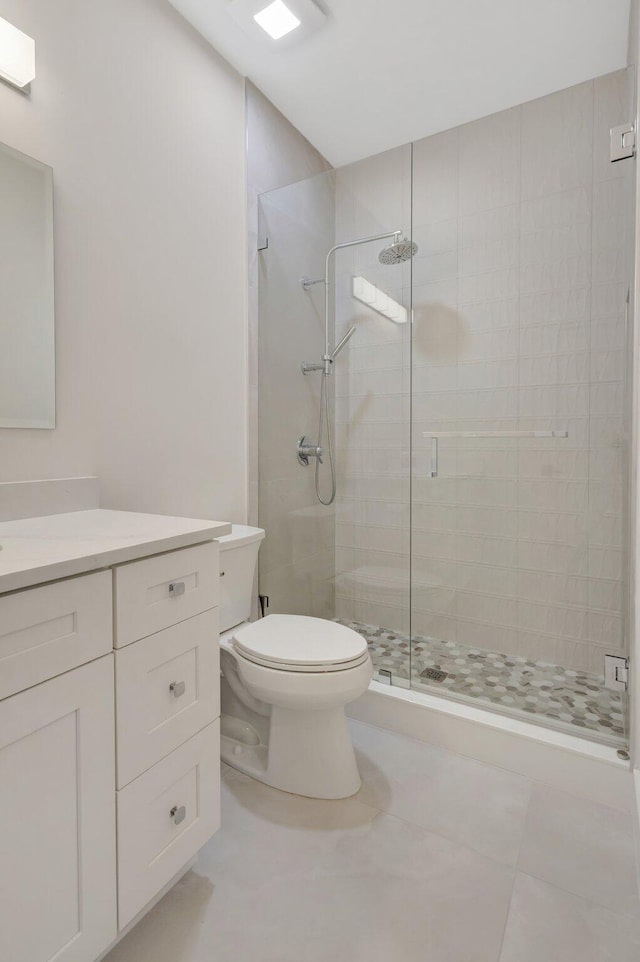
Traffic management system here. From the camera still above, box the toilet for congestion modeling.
[217,525,372,799]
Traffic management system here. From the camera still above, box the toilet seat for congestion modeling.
[232,614,369,673]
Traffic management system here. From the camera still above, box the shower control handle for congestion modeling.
[297,436,323,466]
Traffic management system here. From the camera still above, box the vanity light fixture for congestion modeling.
[254,0,301,40]
[0,17,35,92]
[352,276,408,325]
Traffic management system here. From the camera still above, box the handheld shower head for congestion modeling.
[331,325,356,360]
[379,235,418,265]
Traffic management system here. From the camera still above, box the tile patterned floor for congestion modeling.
[336,619,627,747]
[104,721,640,962]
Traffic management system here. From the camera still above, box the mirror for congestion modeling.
[0,141,55,429]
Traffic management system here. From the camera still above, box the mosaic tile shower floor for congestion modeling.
[336,619,626,748]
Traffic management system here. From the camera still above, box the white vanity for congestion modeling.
[0,508,231,962]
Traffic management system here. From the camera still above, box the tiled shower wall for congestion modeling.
[334,70,634,675]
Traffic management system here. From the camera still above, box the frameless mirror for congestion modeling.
[0,141,55,429]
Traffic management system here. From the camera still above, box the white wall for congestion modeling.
[0,0,247,522]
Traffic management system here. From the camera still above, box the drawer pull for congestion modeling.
[169,680,186,698]
[168,581,186,597]
[170,805,186,825]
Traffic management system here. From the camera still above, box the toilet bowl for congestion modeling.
[217,526,372,799]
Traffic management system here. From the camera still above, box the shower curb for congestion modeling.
[348,681,634,812]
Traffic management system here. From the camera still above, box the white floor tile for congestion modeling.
[499,874,640,962]
[103,727,639,962]
[106,769,514,962]
[517,784,640,918]
[351,720,531,866]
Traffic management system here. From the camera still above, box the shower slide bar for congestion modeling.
[423,430,569,478]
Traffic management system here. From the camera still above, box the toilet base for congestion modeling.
[220,705,362,800]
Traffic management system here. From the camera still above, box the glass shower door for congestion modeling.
[409,71,634,749]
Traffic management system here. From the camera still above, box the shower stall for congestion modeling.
[256,69,635,751]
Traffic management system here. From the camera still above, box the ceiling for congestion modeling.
[169,0,631,167]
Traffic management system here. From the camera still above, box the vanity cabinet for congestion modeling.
[0,514,226,962]
[0,656,117,962]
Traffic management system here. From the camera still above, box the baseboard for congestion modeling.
[348,682,634,812]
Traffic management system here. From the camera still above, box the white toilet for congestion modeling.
[217,525,372,799]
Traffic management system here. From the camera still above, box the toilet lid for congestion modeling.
[232,615,369,672]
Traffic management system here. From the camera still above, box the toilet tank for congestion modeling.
[217,525,265,631]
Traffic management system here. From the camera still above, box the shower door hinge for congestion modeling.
[604,654,629,691]
[610,123,635,163]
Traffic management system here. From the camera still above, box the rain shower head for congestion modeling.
[379,235,418,265]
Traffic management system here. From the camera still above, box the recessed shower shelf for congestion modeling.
[423,430,569,477]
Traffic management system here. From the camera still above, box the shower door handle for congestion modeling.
[429,437,438,478]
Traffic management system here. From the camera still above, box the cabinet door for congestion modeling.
[0,656,117,962]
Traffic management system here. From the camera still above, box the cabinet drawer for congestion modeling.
[115,609,219,788]
[0,571,113,701]
[116,720,220,929]
[114,542,219,647]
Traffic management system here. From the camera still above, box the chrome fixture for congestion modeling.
[610,122,636,163]
[301,276,326,290]
[301,229,418,506]
[424,430,569,479]
[302,325,356,375]
[378,235,418,265]
[297,435,323,466]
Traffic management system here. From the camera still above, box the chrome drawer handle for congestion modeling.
[170,805,186,825]
[169,680,186,698]
[168,581,186,597]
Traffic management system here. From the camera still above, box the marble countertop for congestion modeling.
[0,508,232,594]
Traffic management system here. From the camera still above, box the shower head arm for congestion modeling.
[324,229,402,357]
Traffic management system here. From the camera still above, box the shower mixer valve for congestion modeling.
[297,436,324,466]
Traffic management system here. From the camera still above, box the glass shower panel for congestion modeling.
[410,71,634,748]
[257,171,338,621]
[332,145,413,687]
[257,145,413,688]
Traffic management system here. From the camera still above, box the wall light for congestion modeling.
[254,0,301,40]
[352,276,408,325]
[0,17,35,92]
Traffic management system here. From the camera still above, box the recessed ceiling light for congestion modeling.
[253,0,301,40]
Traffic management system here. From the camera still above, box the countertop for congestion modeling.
[0,508,232,594]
